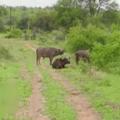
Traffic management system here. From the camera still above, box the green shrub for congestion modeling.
[65,24,120,73]
[51,30,65,41]
[5,29,22,38]
[65,24,107,52]
[91,31,120,73]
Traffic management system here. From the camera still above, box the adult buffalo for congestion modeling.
[52,58,70,69]
[75,50,90,64]
[36,47,64,65]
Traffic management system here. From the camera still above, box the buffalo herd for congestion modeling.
[36,47,90,69]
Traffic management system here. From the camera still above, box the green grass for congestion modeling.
[0,38,33,119]
[0,63,19,119]
[39,65,76,120]
[60,64,120,120]
[0,36,76,120]
[1,34,120,120]
[0,62,31,120]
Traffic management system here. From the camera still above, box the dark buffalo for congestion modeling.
[52,58,70,69]
[75,50,90,64]
[36,47,64,65]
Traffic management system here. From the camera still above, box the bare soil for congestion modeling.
[16,65,49,120]
[49,69,101,120]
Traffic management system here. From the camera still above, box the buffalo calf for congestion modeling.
[52,58,70,69]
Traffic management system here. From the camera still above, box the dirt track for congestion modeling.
[16,65,49,120]
[22,42,101,120]
[49,69,101,120]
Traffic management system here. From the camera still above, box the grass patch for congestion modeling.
[0,63,19,119]
[60,65,120,120]
[0,62,32,119]
[40,66,76,120]
[0,37,33,119]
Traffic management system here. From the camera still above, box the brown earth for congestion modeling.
[49,69,101,120]
[16,65,49,120]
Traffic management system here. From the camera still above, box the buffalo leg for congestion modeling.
[36,56,41,65]
[49,57,53,65]
[76,55,79,65]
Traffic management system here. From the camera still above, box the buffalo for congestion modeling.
[75,50,90,64]
[52,58,70,69]
[36,47,64,65]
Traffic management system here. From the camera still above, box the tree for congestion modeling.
[57,0,118,16]
[0,18,5,32]
[56,7,88,28]
[0,6,8,16]
[17,8,31,30]
[55,0,88,28]
[32,9,56,31]
[0,6,8,31]
[101,9,120,26]
[18,15,30,29]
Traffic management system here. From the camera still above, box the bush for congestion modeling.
[51,30,65,41]
[65,24,107,52]
[5,29,22,38]
[65,24,120,73]
[91,31,120,73]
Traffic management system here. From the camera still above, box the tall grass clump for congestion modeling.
[0,46,13,60]
[5,28,22,38]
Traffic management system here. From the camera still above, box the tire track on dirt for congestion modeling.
[48,69,101,120]
[25,68,49,120]
[16,45,49,120]
[25,42,101,120]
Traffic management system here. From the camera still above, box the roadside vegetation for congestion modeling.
[0,0,120,119]
[60,63,120,120]
[0,38,32,119]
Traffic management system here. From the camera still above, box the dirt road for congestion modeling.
[16,65,49,120]
[23,42,101,120]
